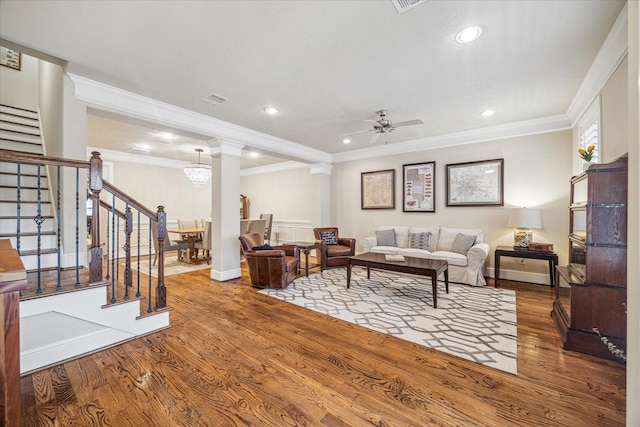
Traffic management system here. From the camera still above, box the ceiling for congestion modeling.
[0,0,626,167]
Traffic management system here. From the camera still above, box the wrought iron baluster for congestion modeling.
[116,215,120,283]
[75,167,80,287]
[56,165,62,291]
[34,163,44,293]
[123,204,131,300]
[110,194,116,303]
[136,210,141,297]
[16,162,21,255]
[148,222,152,313]
[105,210,110,280]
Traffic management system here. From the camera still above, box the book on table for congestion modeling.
[385,254,405,262]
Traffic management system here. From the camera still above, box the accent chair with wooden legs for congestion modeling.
[313,227,356,269]
[239,233,298,289]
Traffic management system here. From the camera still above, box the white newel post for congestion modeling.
[208,138,244,281]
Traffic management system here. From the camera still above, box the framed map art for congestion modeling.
[446,159,504,207]
[403,161,435,212]
[361,169,395,209]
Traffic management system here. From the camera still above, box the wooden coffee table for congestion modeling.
[346,252,448,308]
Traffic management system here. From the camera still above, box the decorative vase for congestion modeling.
[582,161,593,172]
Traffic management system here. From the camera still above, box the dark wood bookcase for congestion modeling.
[552,154,627,361]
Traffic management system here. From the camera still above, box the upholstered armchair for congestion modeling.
[239,233,299,288]
[313,227,355,269]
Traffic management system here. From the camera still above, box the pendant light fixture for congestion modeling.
[184,148,211,187]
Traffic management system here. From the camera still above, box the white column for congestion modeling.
[309,163,332,227]
[207,138,244,281]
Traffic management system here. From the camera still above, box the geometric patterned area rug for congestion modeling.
[260,267,518,374]
[128,256,210,277]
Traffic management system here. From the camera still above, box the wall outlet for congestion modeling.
[519,258,526,265]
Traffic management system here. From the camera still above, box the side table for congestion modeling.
[291,241,324,277]
[494,245,558,288]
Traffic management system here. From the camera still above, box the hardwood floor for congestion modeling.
[20,265,626,426]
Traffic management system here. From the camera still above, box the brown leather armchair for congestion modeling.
[313,227,355,269]
[239,233,299,288]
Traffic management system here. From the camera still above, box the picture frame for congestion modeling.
[0,47,21,71]
[446,158,504,207]
[403,161,435,212]
[361,169,395,209]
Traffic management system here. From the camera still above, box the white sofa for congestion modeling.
[359,226,490,286]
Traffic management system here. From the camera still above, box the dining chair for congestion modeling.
[260,213,273,244]
[151,220,190,265]
[247,219,266,236]
[194,221,211,264]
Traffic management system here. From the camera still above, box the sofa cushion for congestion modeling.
[371,246,400,255]
[430,251,469,267]
[376,229,397,247]
[450,233,477,255]
[318,230,338,245]
[409,232,432,251]
[398,248,431,259]
[437,227,483,251]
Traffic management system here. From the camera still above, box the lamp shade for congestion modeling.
[507,208,542,229]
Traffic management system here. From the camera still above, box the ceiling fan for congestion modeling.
[344,110,424,143]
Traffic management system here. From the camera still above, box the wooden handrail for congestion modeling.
[103,181,158,221]
[0,149,90,169]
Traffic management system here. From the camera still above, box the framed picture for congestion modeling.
[446,159,504,207]
[361,169,395,209]
[403,161,435,212]
[0,47,21,71]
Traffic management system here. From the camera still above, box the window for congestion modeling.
[578,98,600,163]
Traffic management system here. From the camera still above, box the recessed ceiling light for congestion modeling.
[158,131,177,140]
[343,138,351,144]
[133,143,152,152]
[248,151,260,158]
[480,109,496,117]
[264,106,279,115]
[455,26,483,44]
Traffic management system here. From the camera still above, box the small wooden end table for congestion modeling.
[346,252,448,308]
[494,245,558,288]
[291,241,324,277]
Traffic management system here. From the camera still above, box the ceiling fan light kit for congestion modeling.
[184,148,212,187]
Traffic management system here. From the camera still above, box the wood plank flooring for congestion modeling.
[20,264,626,426]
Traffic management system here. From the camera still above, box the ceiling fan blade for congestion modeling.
[368,132,381,144]
[393,119,424,128]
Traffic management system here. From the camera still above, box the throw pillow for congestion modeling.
[375,229,397,247]
[450,233,477,255]
[409,232,431,251]
[318,230,338,245]
[252,244,273,251]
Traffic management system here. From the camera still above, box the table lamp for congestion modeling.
[507,208,542,248]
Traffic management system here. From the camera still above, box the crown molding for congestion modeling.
[88,146,186,169]
[309,163,333,175]
[331,114,572,164]
[240,161,308,177]
[70,74,332,164]
[566,4,628,125]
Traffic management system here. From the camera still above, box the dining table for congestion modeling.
[168,227,204,263]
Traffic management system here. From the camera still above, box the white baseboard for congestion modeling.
[210,267,242,281]
[486,267,552,286]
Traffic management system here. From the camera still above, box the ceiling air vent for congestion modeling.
[391,0,426,14]
[202,92,229,105]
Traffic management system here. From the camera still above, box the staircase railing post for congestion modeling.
[156,206,167,309]
[89,152,103,283]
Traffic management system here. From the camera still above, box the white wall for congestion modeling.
[0,52,38,109]
[240,165,312,222]
[331,130,572,279]
[601,56,629,162]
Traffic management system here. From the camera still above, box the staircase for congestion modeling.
[1,104,173,374]
[0,104,58,271]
